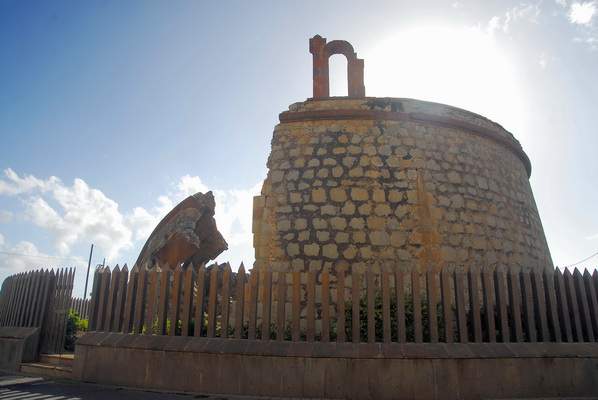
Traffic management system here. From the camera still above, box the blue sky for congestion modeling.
[1,0,597,297]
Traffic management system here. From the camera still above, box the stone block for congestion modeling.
[330,188,348,202]
[322,244,338,259]
[370,231,390,246]
[304,243,320,256]
[330,217,347,230]
[312,188,327,203]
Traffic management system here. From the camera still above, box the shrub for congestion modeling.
[64,309,88,351]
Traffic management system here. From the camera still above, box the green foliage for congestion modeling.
[65,309,88,351]
[340,291,446,342]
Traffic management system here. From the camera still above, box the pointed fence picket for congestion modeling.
[85,263,598,347]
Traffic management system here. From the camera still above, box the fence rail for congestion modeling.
[88,264,598,344]
[0,268,74,353]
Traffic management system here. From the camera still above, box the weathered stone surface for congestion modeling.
[135,191,227,269]
[330,188,347,202]
[322,244,338,259]
[351,188,369,201]
[252,96,552,273]
[76,333,598,400]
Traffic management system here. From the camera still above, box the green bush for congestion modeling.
[65,309,88,351]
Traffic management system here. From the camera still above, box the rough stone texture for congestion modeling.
[253,97,552,273]
[135,191,228,269]
[74,333,598,400]
[0,327,40,371]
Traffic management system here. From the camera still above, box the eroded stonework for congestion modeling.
[136,191,228,269]
[252,98,552,273]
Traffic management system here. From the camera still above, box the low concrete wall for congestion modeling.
[0,327,39,371]
[74,332,598,400]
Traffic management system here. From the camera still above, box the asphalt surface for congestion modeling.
[0,374,245,400]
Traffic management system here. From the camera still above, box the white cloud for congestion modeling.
[20,177,132,261]
[574,34,598,49]
[0,234,86,283]
[0,169,262,275]
[213,183,262,247]
[177,175,209,197]
[586,233,598,240]
[0,168,59,196]
[539,52,548,69]
[0,210,12,224]
[487,3,541,34]
[569,1,596,24]
[556,0,569,7]
[487,16,502,34]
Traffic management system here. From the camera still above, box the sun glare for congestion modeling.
[359,25,528,137]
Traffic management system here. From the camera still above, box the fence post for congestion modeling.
[544,268,561,342]
[122,264,139,334]
[234,264,245,339]
[521,270,537,342]
[193,263,206,337]
[426,269,439,343]
[412,267,423,343]
[306,269,316,342]
[248,269,259,340]
[34,270,52,328]
[532,269,549,342]
[482,266,497,343]
[366,269,375,343]
[381,266,391,344]
[169,265,183,336]
[221,264,231,338]
[321,267,330,342]
[181,266,195,337]
[88,268,101,331]
[494,266,509,342]
[352,267,362,343]
[105,265,121,332]
[468,266,483,343]
[133,265,148,334]
[583,269,598,338]
[574,268,594,342]
[336,265,346,343]
[97,268,111,333]
[441,266,454,343]
[564,269,583,342]
[555,268,573,342]
[454,265,468,343]
[395,268,406,343]
[276,270,286,341]
[261,268,272,340]
[144,267,159,335]
[26,271,42,327]
[113,265,128,332]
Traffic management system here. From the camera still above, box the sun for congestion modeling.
[346,25,529,139]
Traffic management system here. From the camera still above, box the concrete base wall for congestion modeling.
[74,333,598,400]
[0,327,39,371]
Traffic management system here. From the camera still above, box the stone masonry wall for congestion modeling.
[252,98,552,275]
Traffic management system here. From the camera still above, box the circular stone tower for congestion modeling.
[252,35,552,274]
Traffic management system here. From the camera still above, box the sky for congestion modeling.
[0,0,597,298]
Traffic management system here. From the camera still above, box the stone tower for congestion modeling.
[252,35,552,274]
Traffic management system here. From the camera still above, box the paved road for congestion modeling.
[0,374,237,400]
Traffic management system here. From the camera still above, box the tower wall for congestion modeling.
[252,97,552,273]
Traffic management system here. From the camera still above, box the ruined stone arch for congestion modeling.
[309,35,365,99]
